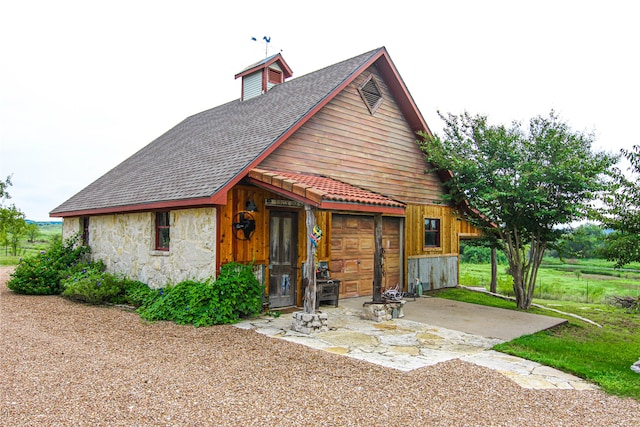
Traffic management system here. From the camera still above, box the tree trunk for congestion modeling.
[506,232,546,310]
[490,247,497,293]
[303,205,317,314]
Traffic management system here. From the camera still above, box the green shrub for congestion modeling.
[214,262,264,318]
[137,262,264,326]
[7,233,89,295]
[123,280,158,308]
[137,280,215,326]
[460,244,508,264]
[496,274,515,296]
[61,261,127,304]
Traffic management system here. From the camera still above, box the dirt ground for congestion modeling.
[1,266,639,426]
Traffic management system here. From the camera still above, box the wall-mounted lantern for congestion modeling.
[232,211,256,240]
[245,199,258,212]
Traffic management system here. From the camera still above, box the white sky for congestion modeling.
[1,0,638,221]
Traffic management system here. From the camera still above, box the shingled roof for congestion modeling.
[50,47,427,217]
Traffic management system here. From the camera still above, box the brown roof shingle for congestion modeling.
[51,48,384,216]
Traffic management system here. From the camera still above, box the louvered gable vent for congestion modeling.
[358,75,383,114]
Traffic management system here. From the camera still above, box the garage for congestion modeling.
[330,214,402,298]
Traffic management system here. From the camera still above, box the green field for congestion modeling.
[460,258,640,303]
[0,222,62,265]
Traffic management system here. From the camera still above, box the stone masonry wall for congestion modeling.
[62,208,217,288]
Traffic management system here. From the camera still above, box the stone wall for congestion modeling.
[62,208,217,288]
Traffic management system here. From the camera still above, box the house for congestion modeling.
[51,47,481,308]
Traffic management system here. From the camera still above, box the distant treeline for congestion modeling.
[26,220,63,226]
[461,223,607,264]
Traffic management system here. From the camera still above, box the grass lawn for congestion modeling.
[460,259,640,303]
[432,287,640,401]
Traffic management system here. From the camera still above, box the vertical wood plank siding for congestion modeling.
[258,65,447,204]
[405,204,481,257]
[219,185,332,306]
[219,186,481,300]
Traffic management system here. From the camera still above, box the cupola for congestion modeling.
[234,53,293,101]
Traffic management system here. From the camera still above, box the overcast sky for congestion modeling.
[1,0,638,221]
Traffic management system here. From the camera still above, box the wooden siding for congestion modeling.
[219,185,334,306]
[405,204,482,258]
[459,215,484,239]
[258,65,447,204]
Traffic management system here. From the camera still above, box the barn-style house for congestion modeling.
[51,47,480,309]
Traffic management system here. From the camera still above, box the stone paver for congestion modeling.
[235,302,599,391]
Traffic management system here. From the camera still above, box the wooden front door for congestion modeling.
[268,211,298,308]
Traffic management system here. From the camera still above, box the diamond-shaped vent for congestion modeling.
[358,75,383,114]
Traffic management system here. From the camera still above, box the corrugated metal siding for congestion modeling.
[408,255,458,290]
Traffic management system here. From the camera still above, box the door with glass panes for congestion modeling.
[269,211,297,307]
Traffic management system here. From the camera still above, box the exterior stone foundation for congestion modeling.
[362,300,407,322]
[291,311,329,334]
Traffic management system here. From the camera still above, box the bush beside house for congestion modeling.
[6,238,264,326]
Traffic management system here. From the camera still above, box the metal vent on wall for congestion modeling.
[358,75,383,114]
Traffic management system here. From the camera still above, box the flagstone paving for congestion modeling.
[235,301,599,391]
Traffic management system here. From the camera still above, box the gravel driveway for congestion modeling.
[1,266,638,426]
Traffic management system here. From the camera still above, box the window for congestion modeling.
[81,216,90,245]
[156,212,170,251]
[358,75,383,114]
[424,218,441,248]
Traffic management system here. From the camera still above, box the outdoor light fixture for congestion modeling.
[245,199,258,212]
[232,211,256,240]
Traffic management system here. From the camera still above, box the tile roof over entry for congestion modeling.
[248,169,406,214]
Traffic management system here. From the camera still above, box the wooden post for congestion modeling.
[303,205,317,314]
[373,213,383,302]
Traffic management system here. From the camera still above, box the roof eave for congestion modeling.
[50,194,226,218]
[374,49,432,137]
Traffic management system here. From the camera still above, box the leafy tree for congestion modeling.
[26,222,40,243]
[600,145,640,267]
[460,241,507,264]
[1,204,27,256]
[0,174,12,201]
[0,174,27,256]
[419,111,617,309]
[552,223,606,259]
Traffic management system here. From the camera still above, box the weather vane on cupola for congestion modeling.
[251,35,274,57]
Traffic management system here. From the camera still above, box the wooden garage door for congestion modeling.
[330,214,401,298]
